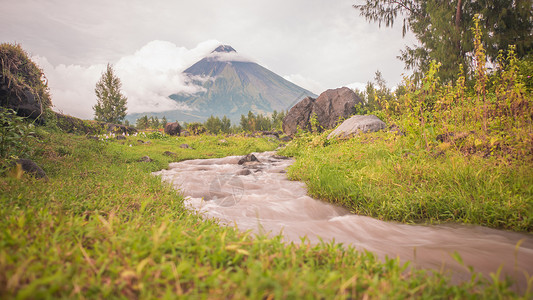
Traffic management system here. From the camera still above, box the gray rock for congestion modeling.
[163,151,176,156]
[282,87,363,136]
[164,122,181,136]
[15,159,48,180]
[139,156,153,162]
[179,144,192,149]
[327,115,386,139]
[238,154,259,165]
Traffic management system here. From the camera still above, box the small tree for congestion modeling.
[93,63,127,124]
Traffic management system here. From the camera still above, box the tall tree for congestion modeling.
[93,63,128,123]
[354,0,533,82]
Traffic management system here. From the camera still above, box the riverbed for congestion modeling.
[153,151,533,290]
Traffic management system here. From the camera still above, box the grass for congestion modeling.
[0,127,530,298]
[279,131,533,232]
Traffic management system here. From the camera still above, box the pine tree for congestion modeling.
[93,63,128,123]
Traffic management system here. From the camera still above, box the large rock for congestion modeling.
[164,122,181,136]
[327,115,386,139]
[12,159,48,180]
[282,87,362,136]
[0,84,43,120]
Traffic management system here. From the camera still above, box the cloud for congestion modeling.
[283,74,325,95]
[206,51,253,63]
[344,82,367,92]
[34,40,222,119]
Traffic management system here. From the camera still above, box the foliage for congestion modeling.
[186,122,207,135]
[239,110,286,132]
[0,42,52,115]
[0,108,34,172]
[0,127,525,298]
[281,17,533,233]
[93,63,128,124]
[205,115,231,134]
[376,17,533,160]
[353,0,533,82]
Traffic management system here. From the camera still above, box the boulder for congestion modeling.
[164,122,181,136]
[139,156,153,162]
[238,154,259,165]
[163,151,176,156]
[13,159,48,180]
[327,115,386,139]
[179,143,192,149]
[0,84,43,120]
[282,87,362,136]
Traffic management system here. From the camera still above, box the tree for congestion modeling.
[161,116,168,128]
[136,115,149,129]
[93,63,128,123]
[354,0,533,82]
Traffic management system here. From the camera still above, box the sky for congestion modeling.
[1,0,416,119]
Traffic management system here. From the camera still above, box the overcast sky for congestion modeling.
[2,0,416,119]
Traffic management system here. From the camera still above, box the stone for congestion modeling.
[163,151,176,156]
[280,136,292,142]
[164,122,181,136]
[282,87,362,136]
[236,169,252,176]
[115,135,126,140]
[238,154,259,165]
[0,85,43,120]
[181,130,190,137]
[327,115,386,139]
[179,144,192,149]
[139,156,153,162]
[14,159,48,180]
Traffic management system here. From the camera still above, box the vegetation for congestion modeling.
[281,19,533,232]
[93,63,128,124]
[0,42,52,117]
[354,0,533,82]
[1,125,528,298]
[135,110,287,134]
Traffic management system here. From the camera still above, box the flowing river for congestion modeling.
[153,151,533,291]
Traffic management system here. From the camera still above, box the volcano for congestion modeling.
[127,45,316,124]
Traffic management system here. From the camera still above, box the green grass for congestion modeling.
[0,127,530,298]
[279,131,533,232]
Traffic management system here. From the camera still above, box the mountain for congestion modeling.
[126,45,316,124]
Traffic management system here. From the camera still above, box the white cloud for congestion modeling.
[344,82,367,92]
[34,40,223,119]
[283,74,324,95]
[206,51,253,63]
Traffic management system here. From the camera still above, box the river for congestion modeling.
[153,151,533,291]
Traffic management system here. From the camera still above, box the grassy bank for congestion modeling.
[1,127,529,298]
[279,131,533,232]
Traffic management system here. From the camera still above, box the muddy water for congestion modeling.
[153,152,533,290]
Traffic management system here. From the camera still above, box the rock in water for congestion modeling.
[238,154,259,165]
[164,122,181,136]
[282,87,362,136]
[327,115,386,139]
